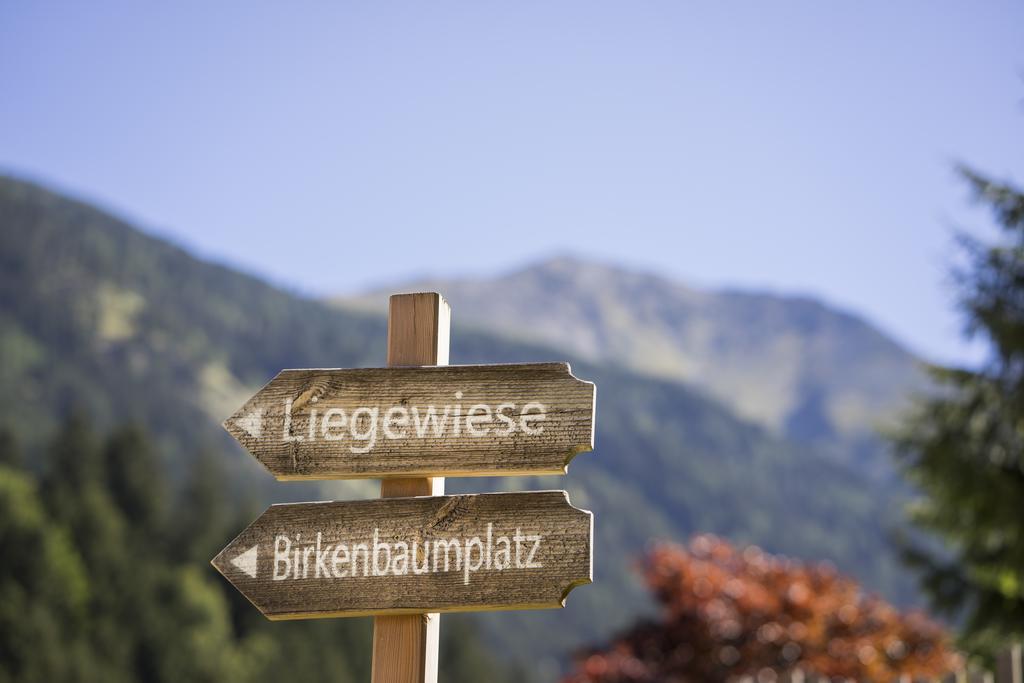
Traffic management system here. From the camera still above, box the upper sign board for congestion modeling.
[211,490,592,620]
[224,362,595,480]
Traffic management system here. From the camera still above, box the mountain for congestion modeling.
[340,257,927,479]
[0,176,916,677]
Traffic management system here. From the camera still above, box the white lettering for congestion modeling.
[315,532,330,578]
[494,403,516,436]
[412,405,450,438]
[267,526,542,584]
[331,543,349,577]
[350,407,379,454]
[281,399,303,442]
[464,536,484,584]
[466,404,491,437]
[494,536,511,570]
[433,538,462,572]
[383,406,409,439]
[372,529,391,576]
[412,540,430,575]
[321,408,347,441]
[391,541,409,575]
[278,398,551,449]
[351,543,369,577]
[274,535,291,580]
[520,403,546,435]
[525,534,543,568]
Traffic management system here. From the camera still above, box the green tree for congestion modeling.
[0,429,21,470]
[4,415,525,682]
[31,417,266,683]
[441,616,530,683]
[892,167,1024,659]
[172,449,229,565]
[40,417,140,682]
[103,424,166,542]
[40,413,104,526]
[0,463,93,682]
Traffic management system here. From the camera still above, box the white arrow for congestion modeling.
[236,408,263,439]
[231,545,258,578]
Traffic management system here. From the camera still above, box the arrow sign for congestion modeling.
[211,490,592,620]
[224,362,595,480]
[231,545,259,578]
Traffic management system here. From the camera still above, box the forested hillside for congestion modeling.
[0,176,916,677]
[0,418,521,683]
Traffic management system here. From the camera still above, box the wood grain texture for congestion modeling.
[386,291,450,367]
[373,614,437,683]
[210,491,593,620]
[223,362,596,480]
[376,292,447,683]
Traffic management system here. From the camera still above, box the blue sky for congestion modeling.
[2,2,1022,364]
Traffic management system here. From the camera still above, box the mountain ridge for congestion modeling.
[0,174,916,676]
[337,255,927,478]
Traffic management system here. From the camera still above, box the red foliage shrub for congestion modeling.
[565,535,960,682]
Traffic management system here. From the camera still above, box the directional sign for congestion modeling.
[224,362,595,480]
[211,490,592,620]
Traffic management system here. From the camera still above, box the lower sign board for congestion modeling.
[211,490,592,620]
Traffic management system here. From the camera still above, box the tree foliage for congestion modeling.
[891,168,1024,658]
[0,419,522,683]
[564,536,958,682]
[0,462,90,682]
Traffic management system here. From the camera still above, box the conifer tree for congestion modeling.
[0,429,21,470]
[174,449,228,565]
[41,412,103,525]
[892,167,1024,658]
[103,424,166,541]
[0,460,93,681]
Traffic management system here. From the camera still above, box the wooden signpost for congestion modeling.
[210,491,592,619]
[212,292,596,683]
[223,362,595,479]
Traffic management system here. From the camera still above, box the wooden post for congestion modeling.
[371,292,450,683]
[997,643,1023,683]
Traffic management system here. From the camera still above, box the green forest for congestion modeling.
[0,418,524,683]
